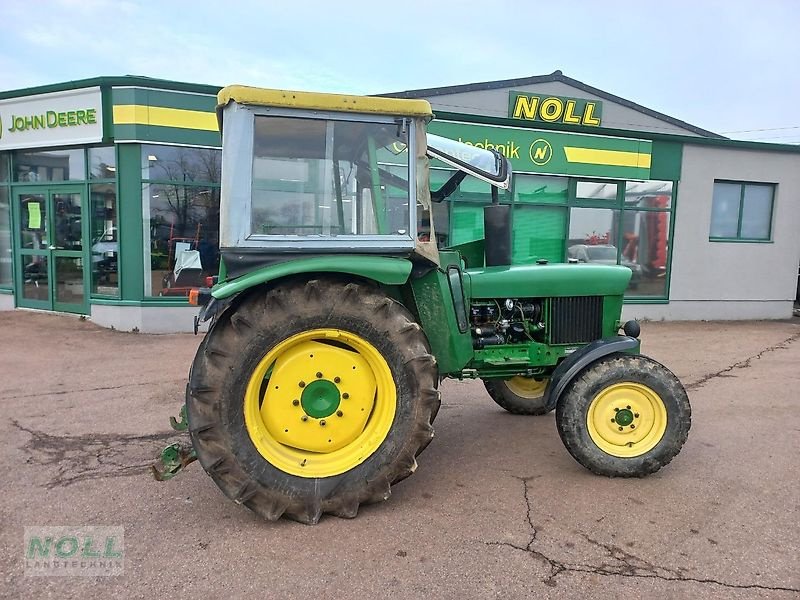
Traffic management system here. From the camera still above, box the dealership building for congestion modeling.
[0,72,798,332]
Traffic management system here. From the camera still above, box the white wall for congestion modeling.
[630,144,800,320]
[91,304,209,333]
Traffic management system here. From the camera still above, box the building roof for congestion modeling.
[381,70,725,139]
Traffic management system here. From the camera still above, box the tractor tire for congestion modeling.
[555,354,690,477]
[483,377,552,415]
[186,278,439,524]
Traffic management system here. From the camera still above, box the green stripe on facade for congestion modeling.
[113,123,221,147]
[111,87,217,112]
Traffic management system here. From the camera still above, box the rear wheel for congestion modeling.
[555,354,690,477]
[186,278,439,524]
[483,376,551,415]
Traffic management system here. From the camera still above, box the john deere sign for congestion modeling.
[0,87,103,150]
[428,120,651,180]
[508,91,603,127]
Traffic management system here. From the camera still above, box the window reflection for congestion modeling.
[142,183,220,297]
[14,149,86,182]
[0,152,9,182]
[89,146,117,179]
[141,145,222,298]
[141,145,221,184]
[91,183,118,296]
[619,210,670,297]
[0,188,11,286]
[576,181,617,201]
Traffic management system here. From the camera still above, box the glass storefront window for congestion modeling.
[142,183,220,297]
[89,146,117,180]
[625,180,672,210]
[0,188,11,286]
[513,204,567,264]
[619,210,670,297]
[0,153,9,182]
[90,183,119,296]
[14,149,86,182]
[514,174,568,204]
[568,207,618,248]
[576,181,618,202]
[141,145,221,184]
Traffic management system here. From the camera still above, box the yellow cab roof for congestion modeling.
[217,85,433,118]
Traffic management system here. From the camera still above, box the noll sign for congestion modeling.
[24,526,124,576]
[508,91,603,127]
[0,87,103,150]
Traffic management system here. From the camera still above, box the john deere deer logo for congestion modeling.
[529,139,553,166]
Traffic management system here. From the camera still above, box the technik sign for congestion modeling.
[0,87,104,150]
[508,91,603,127]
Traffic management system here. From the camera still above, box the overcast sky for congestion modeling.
[1,0,798,142]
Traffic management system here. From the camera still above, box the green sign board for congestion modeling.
[427,120,651,180]
[508,91,603,127]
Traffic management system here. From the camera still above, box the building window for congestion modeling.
[0,187,10,288]
[566,179,673,297]
[710,181,774,241]
[90,183,118,297]
[141,145,221,297]
[89,146,117,180]
[13,148,86,182]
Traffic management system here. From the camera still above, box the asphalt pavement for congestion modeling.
[1,311,798,599]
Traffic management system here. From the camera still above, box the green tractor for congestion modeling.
[154,86,691,524]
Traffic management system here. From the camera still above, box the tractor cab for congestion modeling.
[215,86,510,278]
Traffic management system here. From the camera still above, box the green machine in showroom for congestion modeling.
[153,85,691,524]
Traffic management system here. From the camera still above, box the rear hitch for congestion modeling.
[151,405,197,481]
[151,441,197,481]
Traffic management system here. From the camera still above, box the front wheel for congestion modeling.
[555,354,690,477]
[483,377,552,415]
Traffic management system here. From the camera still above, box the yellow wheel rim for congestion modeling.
[244,329,396,478]
[505,376,548,398]
[586,383,668,458]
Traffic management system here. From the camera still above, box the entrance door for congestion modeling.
[14,188,88,314]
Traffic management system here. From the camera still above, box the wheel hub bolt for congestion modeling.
[342,393,349,399]
[630,424,636,429]
[301,415,308,422]
[626,405,631,409]
[337,410,343,417]
[334,377,341,383]
[634,413,639,418]
[316,372,323,379]
[618,426,623,431]
[614,407,620,412]
[299,381,306,388]
[292,399,299,406]
[320,420,326,427]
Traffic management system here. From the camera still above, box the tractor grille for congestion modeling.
[548,296,604,344]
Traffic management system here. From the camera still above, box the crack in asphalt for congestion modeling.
[483,476,800,592]
[685,331,800,391]
[11,419,178,488]
[1,378,187,401]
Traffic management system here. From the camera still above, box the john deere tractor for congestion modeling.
[153,86,691,524]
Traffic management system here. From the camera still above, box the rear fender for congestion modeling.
[210,256,413,300]
[543,336,640,411]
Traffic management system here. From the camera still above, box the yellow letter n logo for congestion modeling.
[529,139,553,166]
